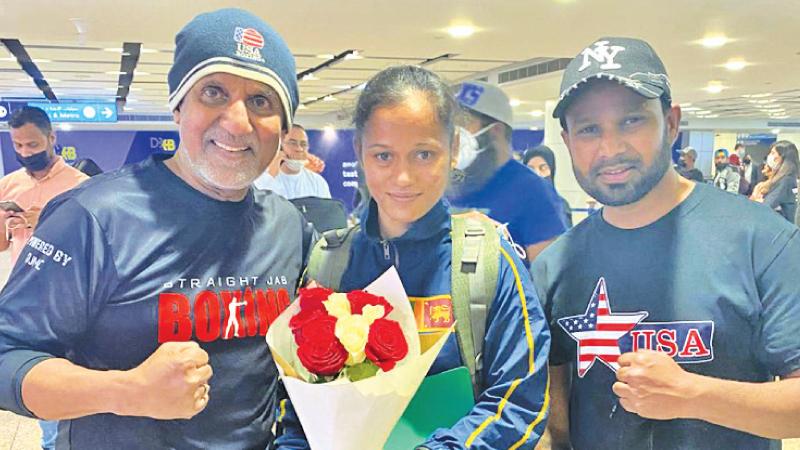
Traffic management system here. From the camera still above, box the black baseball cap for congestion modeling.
[553,37,671,119]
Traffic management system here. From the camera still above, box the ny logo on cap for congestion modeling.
[579,40,625,72]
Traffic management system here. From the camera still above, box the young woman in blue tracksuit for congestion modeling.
[277,65,551,450]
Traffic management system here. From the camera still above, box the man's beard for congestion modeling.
[574,131,672,207]
[448,134,498,198]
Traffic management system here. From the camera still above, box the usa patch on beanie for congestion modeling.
[167,8,299,130]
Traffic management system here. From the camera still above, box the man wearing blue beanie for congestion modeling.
[0,8,312,449]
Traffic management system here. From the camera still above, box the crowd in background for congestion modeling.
[678,140,800,225]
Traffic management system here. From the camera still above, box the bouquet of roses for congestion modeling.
[289,286,409,382]
[267,268,451,450]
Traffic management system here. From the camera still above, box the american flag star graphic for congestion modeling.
[234,27,265,48]
[557,278,648,377]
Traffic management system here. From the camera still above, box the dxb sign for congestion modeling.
[150,137,177,152]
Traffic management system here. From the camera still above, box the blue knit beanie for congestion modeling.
[167,8,298,130]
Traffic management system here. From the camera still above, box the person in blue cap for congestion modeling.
[0,8,312,449]
[533,37,800,450]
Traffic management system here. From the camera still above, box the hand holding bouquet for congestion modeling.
[267,268,451,450]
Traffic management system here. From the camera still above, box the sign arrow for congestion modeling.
[101,107,113,119]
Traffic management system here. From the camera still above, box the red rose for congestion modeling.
[296,315,348,376]
[348,290,393,317]
[298,287,334,312]
[365,318,408,371]
[289,307,328,344]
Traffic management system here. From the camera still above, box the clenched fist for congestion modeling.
[612,350,701,420]
[122,341,213,420]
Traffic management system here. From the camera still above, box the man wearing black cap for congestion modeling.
[0,8,312,449]
[533,37,800,449]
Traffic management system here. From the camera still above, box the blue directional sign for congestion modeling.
[28,102,118,123]
[0,102,10,121]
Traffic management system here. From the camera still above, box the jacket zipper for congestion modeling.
[380,240,400,269]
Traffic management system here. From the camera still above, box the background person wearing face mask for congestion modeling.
[676,146,704,183]
[448,80,566,262]
[751,140,799,222]
[1,106,88,265]
[1,106,88,450]
[742,153,762,196]
[523,145,573,227]
[254,124,331,199]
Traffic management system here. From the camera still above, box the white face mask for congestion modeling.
[283,158,308,172]
[767,153,781,171]
[455,124,494,170]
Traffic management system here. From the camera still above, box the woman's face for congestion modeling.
[358,91,455,239]
[527,156,552,179]
[769,147,783,167]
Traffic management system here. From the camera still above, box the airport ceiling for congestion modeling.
[1,0,799,125]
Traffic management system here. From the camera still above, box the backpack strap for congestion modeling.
[451,214,500,390]
[305,224,359,290]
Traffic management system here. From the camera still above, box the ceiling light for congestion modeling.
[771,128,781,135]
[509,99,521,107]
[323,95,336,102]
[700,34,728,48]
[0,57,16,62]
[704,114,719,118]
[126,98,139,103]
[529,126,539,131]
[447,24,477,39]
[302,74,318,81]
[58,123,73,131]
[682,106,701,111]
[751,92,772,98]
[703,81,725,94]
[723,58,747,71]
[297,104,308,110]
[105,71,127,75]
[530,110,544,117]
[140,47,159,54]
[32,59,51,63]
[679,103,692,107]
[695,110,712,115]
[134,70,150,76]
[323,124,336,133]
[344,51,362,60]
[316,54,334,60]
